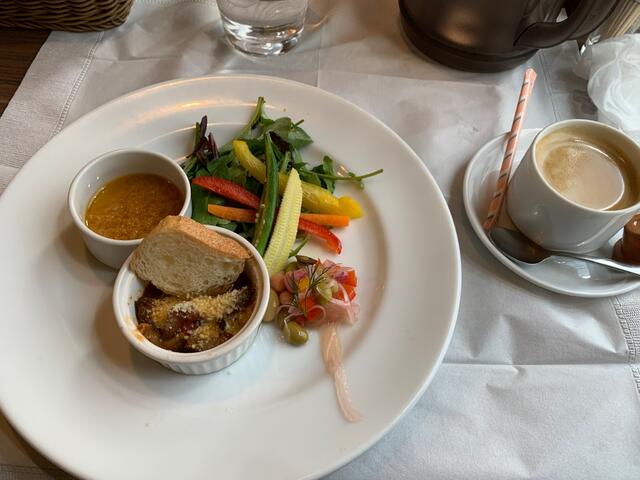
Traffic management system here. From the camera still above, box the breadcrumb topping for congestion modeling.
[136,283,254,352]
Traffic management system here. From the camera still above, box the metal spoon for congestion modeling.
[489,227,640,277]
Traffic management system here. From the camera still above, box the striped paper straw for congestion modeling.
[483,68,537,231]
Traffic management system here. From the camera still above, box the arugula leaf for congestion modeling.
[262,117,312,150]
[262,117,289,134]
[182,119,204,179]
[206,152,246,185]
[237,96,266,139]
[259,117,275,128]
[214,220,239,232]
[244,176,263,198]
[280,151,291,173]
[295,163,321,187]
[190,183,222,225]
[236,221,256,240]
[241,138,265,156]
[191,183,240,231]
[311,156,337,193]
[313,166,384,190]
[290,147,320,186]
[286,124,312,149]
[182,155,198,180]
[219,96,266,154]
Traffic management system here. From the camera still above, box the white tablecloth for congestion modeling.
[1,1,639,478]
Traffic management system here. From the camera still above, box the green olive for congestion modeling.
[263,289,280,323]
[282,321,309,346]
[284,262,299,273]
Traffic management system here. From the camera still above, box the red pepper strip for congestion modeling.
[195,175,342,254]
[296,294,323,325]
[344,269,357,287]
[298,218,342,254]
[341,284,356,301]
[192,176,260,209]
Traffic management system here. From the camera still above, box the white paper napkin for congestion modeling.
[575,34,640,141]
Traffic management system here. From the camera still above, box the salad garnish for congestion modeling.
[182,97,382,251]
[270,258,362,422]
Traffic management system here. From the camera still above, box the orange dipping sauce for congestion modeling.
[85,173,183,240]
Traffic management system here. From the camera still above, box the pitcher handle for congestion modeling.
[515,0,618,48]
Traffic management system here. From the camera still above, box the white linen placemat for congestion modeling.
[1,1,639,478]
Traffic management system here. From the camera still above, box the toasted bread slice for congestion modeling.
[130,216,250,296]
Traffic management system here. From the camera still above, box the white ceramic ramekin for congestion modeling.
[68,149,192,269]
[112,226,269,375]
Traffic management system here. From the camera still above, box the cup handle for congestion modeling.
[514,0,618,48]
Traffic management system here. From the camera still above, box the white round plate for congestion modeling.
[463,128,640,298]
[0,75,460,479]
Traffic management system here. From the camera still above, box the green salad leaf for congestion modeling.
[312,156,337,193]
[182,97,383,240]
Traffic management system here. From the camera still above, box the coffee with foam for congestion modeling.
[535,126,639,211]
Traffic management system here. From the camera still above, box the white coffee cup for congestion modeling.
[507,119,640,254]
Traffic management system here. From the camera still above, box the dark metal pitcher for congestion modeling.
[400,0,618,71]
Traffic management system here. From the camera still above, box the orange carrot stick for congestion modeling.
[208,204,350,228]
[207,204,257,223]
[207,203,343,253]
[300,213,350,228]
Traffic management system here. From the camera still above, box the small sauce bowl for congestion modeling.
[68,149,191,268]
[112,226,270,375]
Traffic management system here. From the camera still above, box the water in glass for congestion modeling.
[217,0,309,55]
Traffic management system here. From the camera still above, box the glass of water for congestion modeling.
[217,0,309,56]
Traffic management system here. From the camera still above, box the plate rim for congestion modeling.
[463,128,640,298]
[0,74,461,479]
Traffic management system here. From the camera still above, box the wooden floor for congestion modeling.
[0,28,50,115]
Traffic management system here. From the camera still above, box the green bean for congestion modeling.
[252,133,279,255]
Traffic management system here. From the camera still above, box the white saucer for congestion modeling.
[463,129,640,298]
